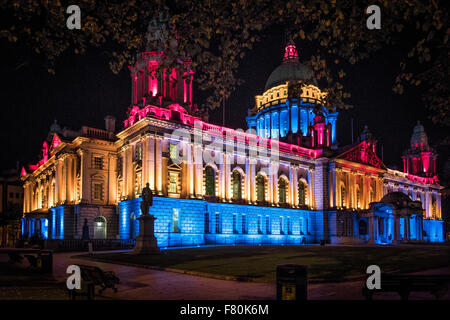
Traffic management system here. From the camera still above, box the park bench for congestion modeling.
[362,274,450,300]
[7,252,24,264]
[24,254,39,271]
[69,265,120,300]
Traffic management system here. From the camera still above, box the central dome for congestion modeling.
[264,43,316,91]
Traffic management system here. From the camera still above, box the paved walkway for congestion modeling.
[53,251,450,300]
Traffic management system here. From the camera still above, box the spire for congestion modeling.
[283,38,299,63]
[410,120,428,149]
[360,125,373,141]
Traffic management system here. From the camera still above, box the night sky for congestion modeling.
[1,26,448,178]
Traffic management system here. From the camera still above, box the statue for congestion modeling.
[133,182,160,254]
[140,183,153,216]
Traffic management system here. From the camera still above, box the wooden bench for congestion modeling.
[69,265,120,300]
[24,254,39,271]
[362,274,450,300]
[7,252,24,264]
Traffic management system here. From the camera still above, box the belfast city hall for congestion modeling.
[19,33,444,247]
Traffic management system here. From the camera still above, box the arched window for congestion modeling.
[278,178,287,204]
[341,185,346,207]
[93,216,107,239]
[298,181,306,205]
[204,166,215,196]
[232,170,242,200]
[256,174,266,202]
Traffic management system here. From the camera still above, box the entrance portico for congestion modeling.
[361,192,425,244]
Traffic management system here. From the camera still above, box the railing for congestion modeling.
[82,126,115,140]
[44,239,135,252]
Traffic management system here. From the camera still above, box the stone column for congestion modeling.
[142,134,151,188]
[155,137,163,195]
[289,165,294,206]
[368,216,374,244]
[293,166,299,207]
[250,158,256,203]
[194,144,203,198]
[272,162,279,205]
[393,216,399,243]
[108,153,118,204]
[403,216,408,242]
[125,144,134,199]
[424,191,431,218]
[406,215,410,240]
[329,164,336,208]
[187,143,194,198]
[374,216,378,242]
[436,193,442,219]
[245,157,250,202]
[225,153,231,200]
[219,152,225,201]
[307,169,314,209]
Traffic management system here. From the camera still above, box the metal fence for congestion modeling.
[44,238,135,252]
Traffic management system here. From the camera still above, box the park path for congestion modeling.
[53,251,450,300]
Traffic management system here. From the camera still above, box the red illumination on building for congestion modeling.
[283,44,299,62]
[51,134,62,150]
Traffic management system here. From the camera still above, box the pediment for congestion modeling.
[336,141,387,170]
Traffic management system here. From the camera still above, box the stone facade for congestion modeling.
[20,41,444,245]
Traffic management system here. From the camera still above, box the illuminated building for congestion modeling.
[20,36,444,245]
[1,169,23,246]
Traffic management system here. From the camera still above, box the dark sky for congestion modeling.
[1,26,448,177]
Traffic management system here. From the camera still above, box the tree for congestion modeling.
[0,203,22,247]
[2,0,448,126]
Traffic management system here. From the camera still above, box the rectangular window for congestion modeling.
[168,172,178,193]
[233,214,238,234]
[169,144,178,161]
[94,157,103,169]
[204,212,210,233]
[265,215,271,234]
[241,214,247,234]
[299,218,304,235]
[215,212,221,234]
[172,208,179,233]
[93,183,103,201]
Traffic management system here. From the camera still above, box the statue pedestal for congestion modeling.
[132,214,160,255]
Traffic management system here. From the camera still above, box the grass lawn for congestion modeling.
[0,262,115,300]
[78,244,450,283]
[0,262,69,300]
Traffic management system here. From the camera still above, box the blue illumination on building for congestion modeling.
[40,218,49,239]
[423,219,444,243]
[119,197,319,247]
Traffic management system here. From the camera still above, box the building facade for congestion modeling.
[20,40,444,246]
[1,169,23,247]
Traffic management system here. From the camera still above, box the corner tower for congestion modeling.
[402,121,438,178]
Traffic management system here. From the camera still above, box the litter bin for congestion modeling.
[276,264,307,300]
[37,251,53,273]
